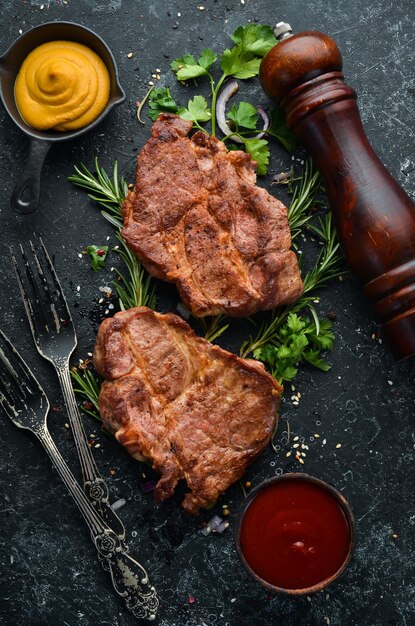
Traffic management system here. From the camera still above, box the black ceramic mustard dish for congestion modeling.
[0,21,125,214]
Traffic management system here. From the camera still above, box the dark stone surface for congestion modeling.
[0,1,414,625]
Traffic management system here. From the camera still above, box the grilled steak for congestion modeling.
[94,307,281,514]
[122,114,303,317]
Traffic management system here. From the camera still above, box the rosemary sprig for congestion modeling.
[68,158,126,225]
[70,369,101,420]
[69,160,156,311]
[302,213,346,293]
[287,160,321,240]
[113,231,156,310]
[198,314,229,343]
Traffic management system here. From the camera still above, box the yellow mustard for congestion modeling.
[15,40,110,131]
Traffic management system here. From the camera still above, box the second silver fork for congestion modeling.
[11,238,125,539]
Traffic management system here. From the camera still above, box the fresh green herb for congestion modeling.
[178,95,211,126]
[148,87,179,121]
[170,24,277,144]
[287,160,321,240]
[70,368,101,420]
[302,213,346,294]
[113,232,156,310]
[87,245,109,271]
[243,138,270,176]
[268,107,297,153]
[136,84,154,124]
[68,158,126,226]
[198,314,229,343]
[69,160,156,311]
[253,313,334,382]
[227,101,258,130]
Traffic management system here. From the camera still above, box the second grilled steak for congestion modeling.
[122,114,303,317]
[94,307,282,514]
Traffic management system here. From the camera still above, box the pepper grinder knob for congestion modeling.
[260,25,415,361]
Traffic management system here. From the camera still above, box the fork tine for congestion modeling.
[0,329,37,397]
[38,237,73,324]
[11,246,51,338]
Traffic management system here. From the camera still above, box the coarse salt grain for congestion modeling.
[76,285,80,292]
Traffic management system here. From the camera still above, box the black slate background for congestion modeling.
[0,1,414,625]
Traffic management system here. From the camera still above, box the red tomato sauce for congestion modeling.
[239,478,351,590]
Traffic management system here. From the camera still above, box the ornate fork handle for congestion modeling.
[56,364,126,540]
[35,425,159,621]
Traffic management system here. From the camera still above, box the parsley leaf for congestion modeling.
[171,50,216,81]
[148,87,179,121]
[198,48,217,70]
[252,312,335,382]
[178,95,211,123]
[243,138,270,175]
[220,48,261,79]
[227,101,258,130]
[230,24,276,57]
[87,245,109,271]
[269,106,297,152]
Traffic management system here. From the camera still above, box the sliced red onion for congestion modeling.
[215,520,230,534]
[215,80,243,143]
[216,82,271,142]
[272,170,292,184]
[141,479,157,493]
[256,106,270,139]
[201,514,223,536]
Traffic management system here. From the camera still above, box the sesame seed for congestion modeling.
[151,73,157,78]
[291,385,295,391]
[286,451,292,457]
[230,598,236,603]
[177,12,181,17]
[301,452,306,457]
[64,423,70,429]
[336,443,342,449]
[387,380,393,386]
[127,52,133,58]
[297,392,302,398]
[199,5,205,10]
[98,298,104,304]
[19,29,23,34]
[293,443,299,449]
[156,68,161,73]
[148,81,154,86]
[78,253,83,259]
[87,352,92,357]
[40,4,44,9]
[95,443,101,449]
[293,436,299,441]
[392,533,398,539]
[322,439,327,445]
[298,457,304,464]
[76,285,80,292]
[241,0,246,4]
[314,433,320,438]
[324,618,331,625]
[307,595,311,602]
[293,401,299,406]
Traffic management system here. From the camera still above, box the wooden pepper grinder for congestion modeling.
[260,23,415,360]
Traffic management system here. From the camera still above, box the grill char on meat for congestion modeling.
[122,114,303,317]
[94,307,282,514]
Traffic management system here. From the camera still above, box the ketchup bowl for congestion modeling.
[235,473,355,595]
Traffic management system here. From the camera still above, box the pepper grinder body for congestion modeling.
[260,31,415,360]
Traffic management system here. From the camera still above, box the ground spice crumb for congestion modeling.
[128,183,134,189]
[109,468,116,476]
[245,481,251,488]
[335,443,342,449]
[188,596,195,604]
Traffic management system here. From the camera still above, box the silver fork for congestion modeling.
[0,329,158,620]
[10,238,124,536]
